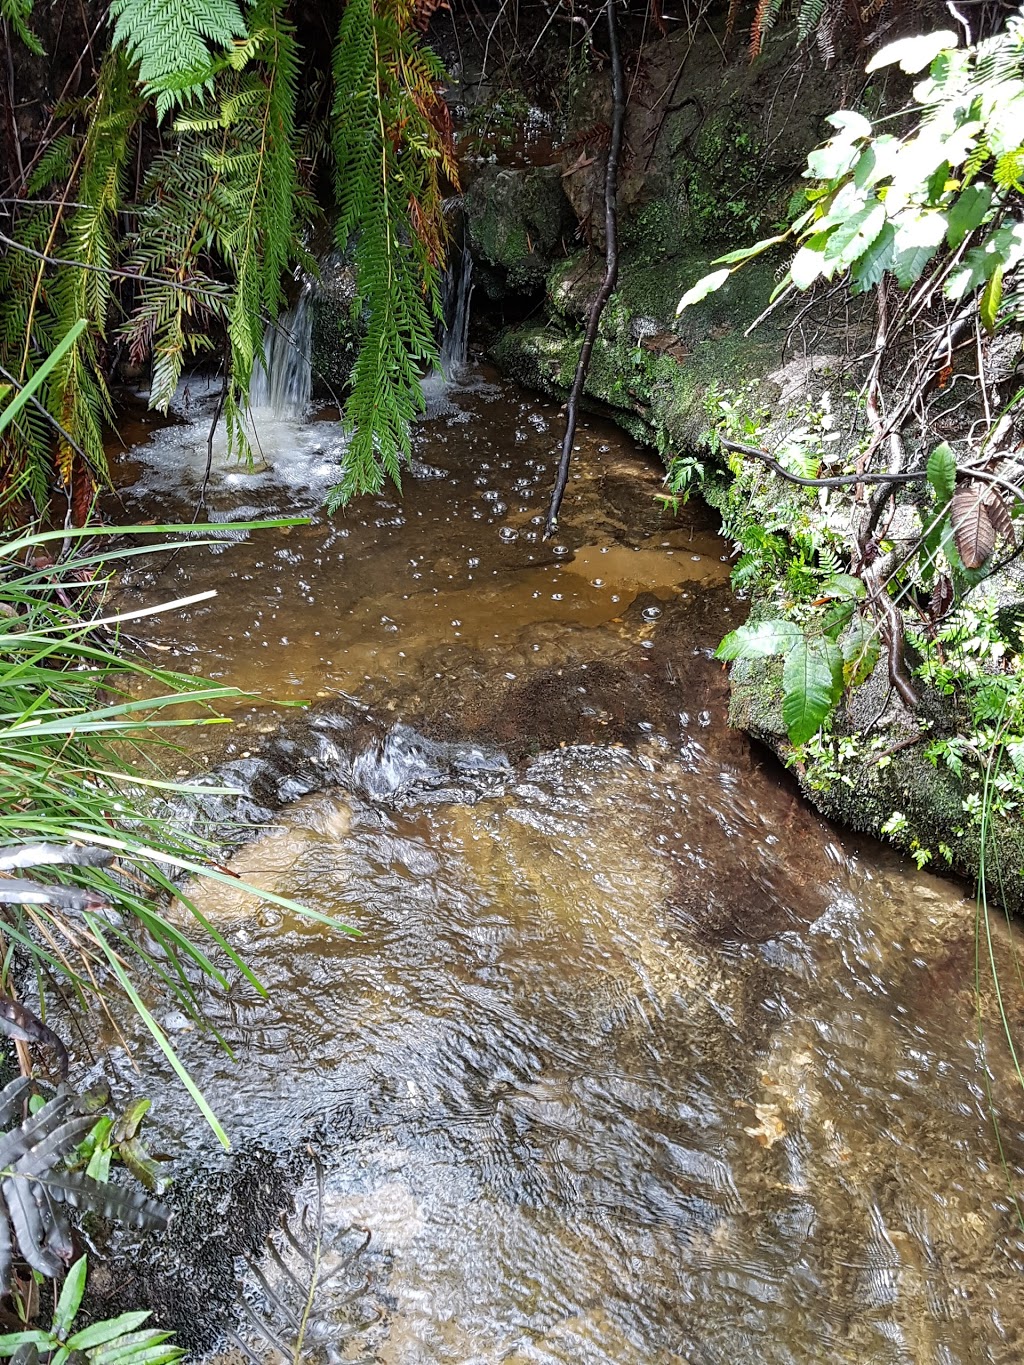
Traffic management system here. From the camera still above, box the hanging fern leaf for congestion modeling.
[108,0,248,120]
[329,0,457,506]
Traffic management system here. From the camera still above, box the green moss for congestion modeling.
[465,165,576,298]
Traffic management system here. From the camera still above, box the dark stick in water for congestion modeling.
[545,0,624,537]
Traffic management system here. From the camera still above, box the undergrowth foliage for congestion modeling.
[0,0,456,516]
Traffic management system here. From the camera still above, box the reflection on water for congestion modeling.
[96,371,1024,1362]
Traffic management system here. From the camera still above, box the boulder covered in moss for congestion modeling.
[464,165,577,300]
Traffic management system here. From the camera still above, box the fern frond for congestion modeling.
[328,0,456,503]
[108,0,247,120]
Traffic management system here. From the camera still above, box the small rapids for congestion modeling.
[95,370,1024,1362]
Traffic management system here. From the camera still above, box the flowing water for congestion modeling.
[93,368,1024,1362]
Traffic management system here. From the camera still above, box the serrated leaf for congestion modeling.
[945,184,992,248]
[866,30,957,75]
[716,620,803,661]
[791,241,829,290]
[822,573,865,599]
[926,442,956,506]
[826,110,872,139]
[892,211,948,287]
[676,268,731,314]
[984,486,1014,543]
[713,233,789,266]
[806,142,859,182]
[823,201,886,268]
[782,637,839,745]
[850,221,895,292]
[842,619,881,688]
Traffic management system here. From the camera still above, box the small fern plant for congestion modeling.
[0,1253,182,1365]
[0,1077,168,1296]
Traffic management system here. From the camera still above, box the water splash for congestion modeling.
[249,284,314,421]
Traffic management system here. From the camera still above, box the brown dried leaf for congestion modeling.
[930,574,954,621]
[984,486,1015,546]
[952,482,996,570]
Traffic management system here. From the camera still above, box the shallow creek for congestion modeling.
[91,370,1024,1362]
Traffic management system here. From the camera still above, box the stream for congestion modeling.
[87,365,1024,1363]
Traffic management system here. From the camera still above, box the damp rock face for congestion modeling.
[464,164,576,301]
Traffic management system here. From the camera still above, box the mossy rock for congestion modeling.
[465,165,577,299]
[309,256,361,404]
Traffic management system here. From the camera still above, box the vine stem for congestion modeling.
[545,0,624,537]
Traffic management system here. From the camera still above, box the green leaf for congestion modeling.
[945,183,992,248]
[892,211,948,287]
[865,30,957,74]
[713,233,790,266]
[54,1256,88,1336]
[822,598,855,641]
[782,637,839,745]
[806,141,859,181]
[67,1315,151,1352]
[0,1332,56,1355]
[927,441,957,506]
[842,619,881,688]
[791,240,830,289]
[822,573,865,599]
[850,220,895,293]
[823,201,886,268]
[826,110,872,139]
[980,263,1003,333]
[676,268,731,313]
[716,620,803,662]
[0,320,88,438]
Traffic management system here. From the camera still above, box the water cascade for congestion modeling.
[438,237,473,379]
[248,283,314,420]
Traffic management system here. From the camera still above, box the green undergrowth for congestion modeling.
[0,519,354,1147]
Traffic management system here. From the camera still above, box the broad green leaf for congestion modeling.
[822,598,855,641]
[782,637,839,745]
[826,110,872,139]
[822,573,865,599]
[713,233,790,266]
[945,223,1024,299]
[67,1315,152,1352]
[980,263,1003,333]
[866,30,957,75]
[791,241,829,290]
[850,220,895,292]
[716,619,803,661]
[54,1256,89,1337]
[892,210,948,287]
[945,183,992,248]
[676,268,731,314]
[824,201,886,267]
[806,141,859,182]
[926,442,956,506]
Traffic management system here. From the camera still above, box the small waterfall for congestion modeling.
[249,284,314,420]
[438,237,473,380]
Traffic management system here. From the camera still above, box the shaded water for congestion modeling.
[98,371,1024,1361]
